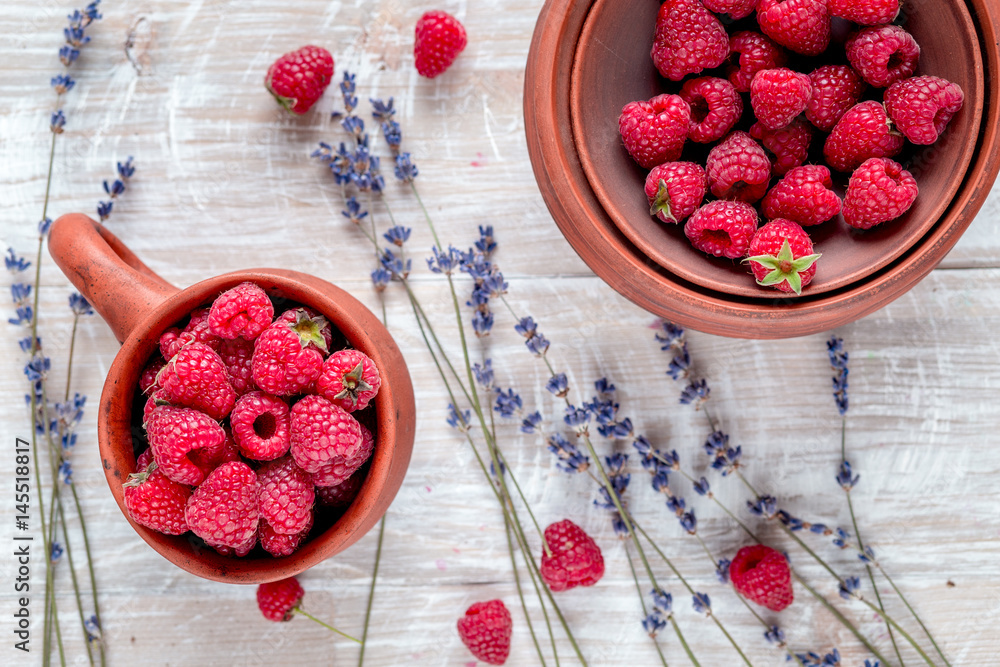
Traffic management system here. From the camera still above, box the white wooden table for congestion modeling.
[2,1,999,665]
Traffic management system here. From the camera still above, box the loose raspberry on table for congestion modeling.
[289,394,365,476]
[762,165,842,227]
[727,32,787,94]
[757,0,830,57]
[414,10,467,78]
[257,456,315,536]
[265,45,334,114]
[185,461,260,549]
[157,342,237,421]
[730,544,794,611]
[884,76,965,146]
[746,219,821,295]
[805,65,867,132]
[457,599,512,665]
[684,200,759,260]
[706,131,772,204]
[231,391,291,461]
[123,460,191,536]
[651,0,729,82]
[307,421,374,488]
[139,356,165,394]
[539,519,605,592]
[145,405,226,486]
[259,513,313,557]
[644,161,707,225]
[315,349,381,412]
[703,0,757,20]
[846,25,920,89]
[749,119,813,177]
[315,470,365,507]
[251,319,327,396]
[217,337,257,396]
[843,158,919,230]
[159,308,221,360]
[750,67,813,131]
[275,307,334,354]
[824,101,904,173]
[618,94,691,169]
[679,77,742,144]
[829,0,900,25]
[257,577,304,622]
[208,282,274,341]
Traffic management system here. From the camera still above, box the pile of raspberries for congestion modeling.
[619,0,964,295]
[123,281,381,558]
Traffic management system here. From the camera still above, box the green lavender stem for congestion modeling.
[623,544,669,667]
[292,607,361,643]
[357,516,385,667]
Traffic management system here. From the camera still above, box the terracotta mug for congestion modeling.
[48,213,416,584]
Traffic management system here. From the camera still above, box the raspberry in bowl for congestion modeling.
[48,213,416,584]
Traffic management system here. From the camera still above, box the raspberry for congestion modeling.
[884,76,965,146]
[457,600,512,665]
[762,165,842,227]
[209,530,256,558]
[257,456,315,536]
[684,201,759,259]
[843,158,919,230]
[618,94,691,169]
[703,0,757,19]
[275,307,333,354]
[746,219,821,295]
[650,0,728,82]
[829,0,900,25]
[265,45,334,114]
[824,101,904,173]
[315,471,365,507]
[259,513,313,558]
[679,77,743,144]
[208,282,274,341]
[289,395,365,476]
[644,162,707,225]
[730,545,794,611]
[231,391,291,461]
[145,405,226,486]
[307,422,374,488]
[414,10,467,78]
[251,319,327,396]
[750,68,813,132]
[142,388,170,424]
[757,0,830,57]
[139,356,165,394]
[159,308,221,360]
[846,25,920,89]
[706,131,772,204]
[257,577,304,622]
[157,342,237,421]
[136,447,154,471]
[217,337,257,396]
[727,32,786,94]
[189,425,242,477]
[749,119,813,176]
[805,65,867,133]
[123,460,191,536]
[539,520,605,592]
[185,461,260,549]
[315,349,381,412]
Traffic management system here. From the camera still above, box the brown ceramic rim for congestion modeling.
[524,0,1000,338]
[568,0,983,298]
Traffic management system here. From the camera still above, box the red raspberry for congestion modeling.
[145,405,226,486]
[265,46,334,114]
[307,421,374,487]
[762,165,842,227]
[257,577,304,622]
[684,201,759,259]
[843,158,919,230]
[189,425,242,478]
[650,0,728,82]
[123,460,191,536]
[315,349,381,412]
[846,25,920,89]
[703,0,757,19]
[257,457,315,536]
[824,101,904,173]
[750,68,813,131]
[884,76,965,146]
[251,319,326,396]
[749,119,813,176]
[829,0,900,25]
[644,162,707,225]
[730,545,794,612]
[136,447,154,471]
[217,337,256,396]
[259,513,313,557]
[159,308,221,360]
[457,600,512,665]
[746,219,821,295]
[706,131,772,203]
[757,0,830,57]
[208,282,274,341]
[185,461,260,549]
[539,520,605,592]
[289,395,365,475]
[414,10,467,78]
[315,470,365,507]
[157,342,236,421]
[276,307,333,354]
[210,531,256,558]
[618,94,691,169]
[806,65,867,132]
[727,32,786,94]
[231,391,291,461]
[679,77,743,144]
[139,356,165,394]
[142,388,170,424]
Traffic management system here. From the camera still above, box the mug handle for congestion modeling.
[48,213,180,343]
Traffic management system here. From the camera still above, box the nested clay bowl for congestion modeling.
[525,0,1000,338]
[48,213,416,584]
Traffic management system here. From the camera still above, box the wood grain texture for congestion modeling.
[1,1,999,666]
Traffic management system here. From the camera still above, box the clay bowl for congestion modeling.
[48,213,416,584]
[525,0,1000,337]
